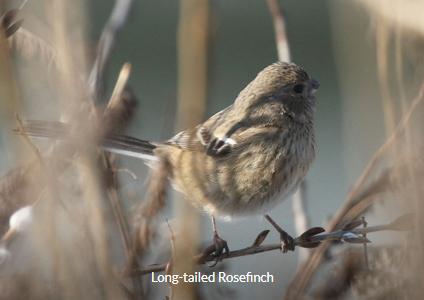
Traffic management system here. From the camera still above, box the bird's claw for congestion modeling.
[213,234,229,258]
[202,234,229,267]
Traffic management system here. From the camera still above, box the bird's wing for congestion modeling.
[165,125,205,152]
[165,106,245,157]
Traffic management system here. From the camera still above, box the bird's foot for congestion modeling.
[265,214,295,253]
[202,234,229,267]
[280,230,295,253]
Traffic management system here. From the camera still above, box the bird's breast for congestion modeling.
[171,124,315,220]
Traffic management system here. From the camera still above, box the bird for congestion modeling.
[16,61,319,259]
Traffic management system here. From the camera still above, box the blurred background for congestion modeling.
[0,0,423,299]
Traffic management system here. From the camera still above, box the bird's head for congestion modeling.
[235,61,319,125]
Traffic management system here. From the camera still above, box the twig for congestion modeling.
[102,62,142,297]
[266,0,291,62]
[19,0,29,10]
[117,281,137,300]
[165,219,175,300]
[101,63,137,133]
[89,0,135,98]
[113,168,138,180]
[128,215,412,277]
[333,86,424,227]
[166,219,176,266]
[15,113,43,164]
[107,63,132,109]
[108,188,132,259]
[362,216,369,270]
[16,116,63,297]
[16,115,75,214]
[292,182,310,263]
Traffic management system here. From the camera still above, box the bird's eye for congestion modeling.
[293,84,303,94]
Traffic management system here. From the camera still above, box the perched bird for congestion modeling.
[17,61,319,258]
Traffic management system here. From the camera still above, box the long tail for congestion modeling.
[14,120,158,161]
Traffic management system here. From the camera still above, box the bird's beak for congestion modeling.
[310,78,320,94]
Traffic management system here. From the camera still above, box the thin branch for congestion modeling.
[113,168,138,180]
[102,63,142,298]
[15,114,43,164]
[127,215,412,277]
[334,85,424,226]
[19,0,29,10]
[362,216,369,270]
[102,63,137,132]
[88,0,135,99]
[266,0,291,62]
[107,63,131,109]
[166,219,176,300]
[292,182,310,263]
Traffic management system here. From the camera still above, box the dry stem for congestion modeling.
[128,215,411,277]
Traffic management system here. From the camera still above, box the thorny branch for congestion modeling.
[127,214,413,277]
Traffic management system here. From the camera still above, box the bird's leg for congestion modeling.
[202,216,229,266]
[211,216,229,257]
[265,214,295,253]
